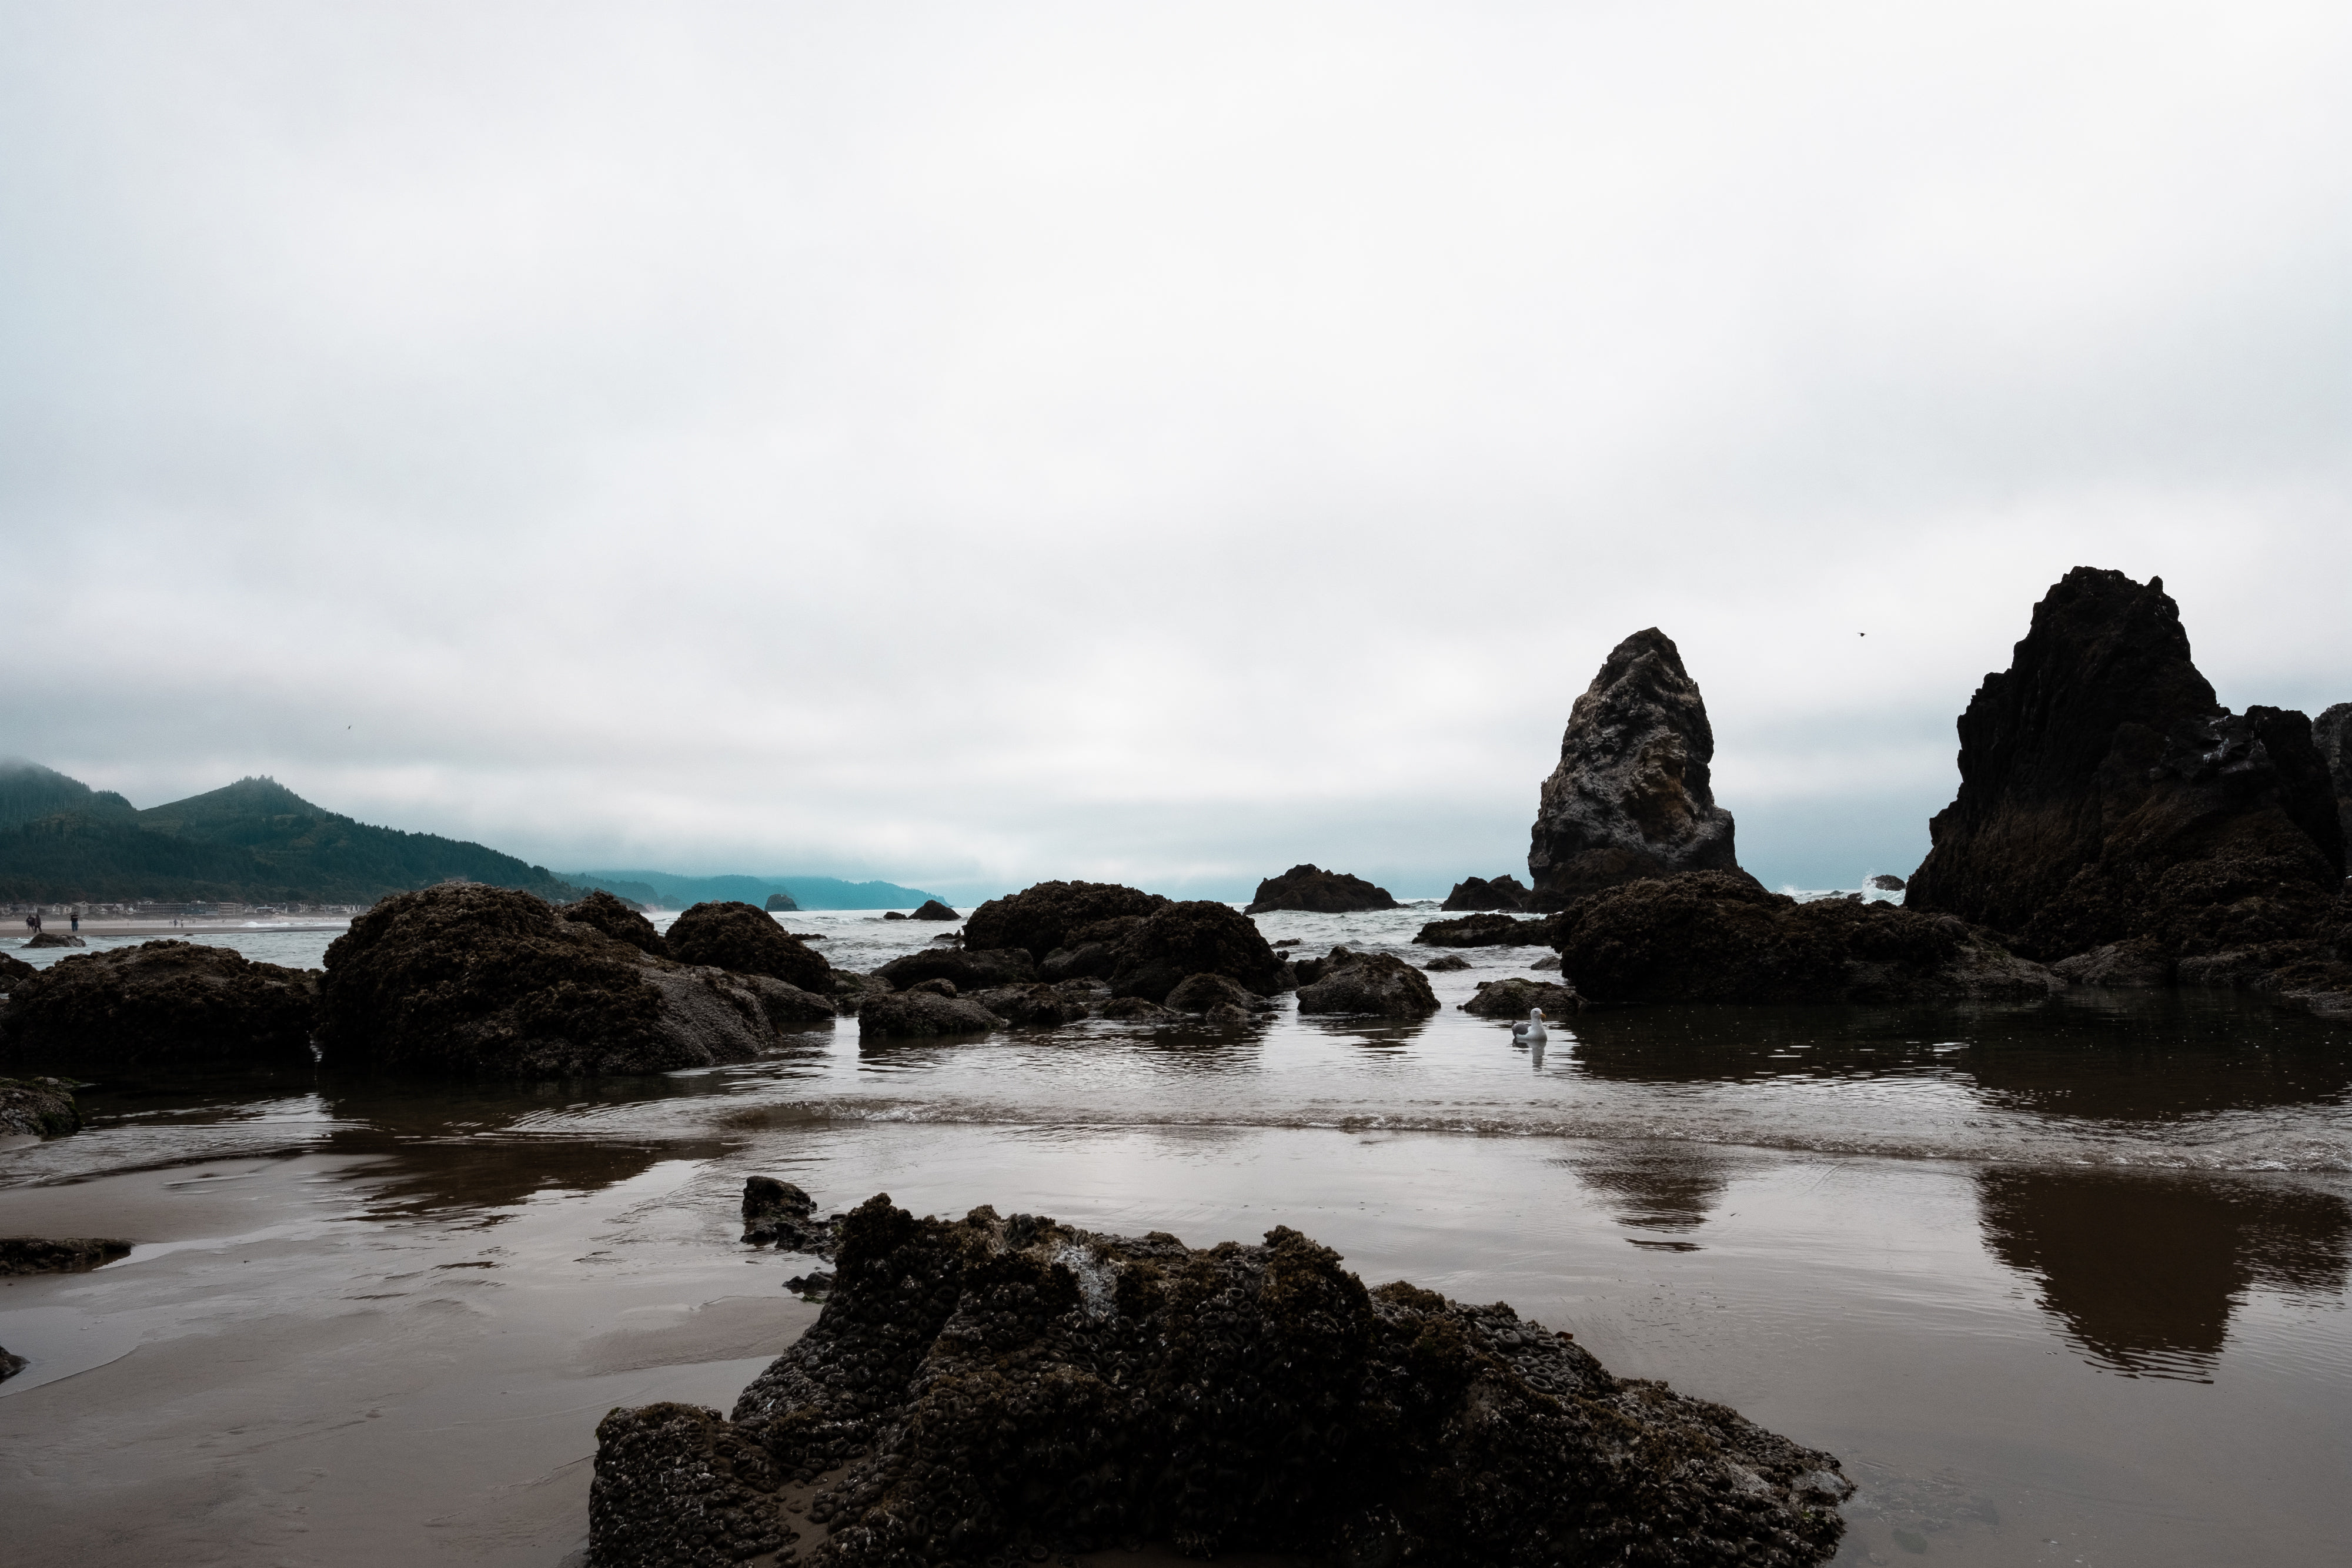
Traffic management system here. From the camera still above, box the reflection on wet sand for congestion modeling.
[1977,1168,2352,1380]
[1562,1142,1735,1243]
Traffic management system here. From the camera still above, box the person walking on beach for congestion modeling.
[70,909,80,933]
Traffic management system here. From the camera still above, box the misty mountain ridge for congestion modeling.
[566,870,948,912]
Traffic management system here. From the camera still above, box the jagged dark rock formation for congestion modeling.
[587,1196,1852,1568]
[1108,901,1287,1002]
[1295,949,1440,1016]
[2318,703,2352,859]
[743,1178,841,1256]
[1414,912,1558,947]
[1162,972,1275,1022]
[24,931,84,948]
[1528,628,1741,904]
[1905,571,2346,984]
[962,882,1170,964]
[971,982,1100,1027]
[1555,872,2059,1006]
[319,884,831,1076]
[856,989,1003,1038]
[563,889,670,957]
[1242,864,1399,914]
[0,951,35,988]
[764,892,799,912]
[1039,917,1148,982]
[908,900,960,921]
[1462,977,1583,1018]
[0,1076,81,1137]
[0,940,319,1068]
[666,901,832,992]
[1441,874,1532,911]
[0,1236,132,1275]
[873,947,1037,992]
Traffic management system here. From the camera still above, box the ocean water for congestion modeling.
[2,905,2348,1566]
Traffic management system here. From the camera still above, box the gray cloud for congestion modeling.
[4,1,2346,900]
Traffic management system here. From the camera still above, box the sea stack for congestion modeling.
[1526,628,1740,902]
[2317,703,2352,858]
[1904,568,2346,962]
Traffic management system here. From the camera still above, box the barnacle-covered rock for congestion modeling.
[2,940,319,1069]
[971,982,1095,1027]
[856,989,1002,1038]
[1461,976,1583,1018]
[962,881,1170,963]
[0,1075,82,1138]
[1413,912,1559,948]
[1161,971,1274,1017]
[561,890,669,957]
[743,1176,841,1256]
[666,901,832,992]
[590,1195,1853,1567]
[0,1236,132,1275]
[1294,949,1440,1016]
[874,947,1038,992]
[1108,901,1287,1002]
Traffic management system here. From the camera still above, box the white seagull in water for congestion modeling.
[1512,1008,1548,1047]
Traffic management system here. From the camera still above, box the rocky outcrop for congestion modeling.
[319,884,831,1076]
[971,982,1100,1027]
[1242,864,1399,914]
[1038,917,1147,981]
[1528,628,1742,904]
[1906,570,2345,967]
[962,881,1170,963]
[1108,900,1287,1002]
[2318,703,2352,858]
[666,901,832,992]
[856,988,1003,1037]
[1555,872,2060,1006]
[563,890,670,957]
[1868,874,1906,892]
[1461,977,1583,1018]
[873,947,1037,992]
[2049,940,2174,988]
[0,1236,132,1274]
[1162,972,1275,1022]
[1096,995,1177,1021]
[587,1196,1851,1568]
[0,1346,22,1381]
[1294,949,1439,1016]
[0,1076,81,1137]
[1413,912,1558,947]
[0,941,320,1068]
[1441,875,1532,911]
[1,951,35,988]
[743,1177,841,1256]
[908,900,960,921]
[1422,953,1471,971]
[24,931,85,948]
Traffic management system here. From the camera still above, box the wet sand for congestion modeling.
[3,907,2348,1566]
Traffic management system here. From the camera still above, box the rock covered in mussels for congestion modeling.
[0,940,320,1069]
[1243,864,1400,914]
[1905,569,2346,963]
[562,890,670,957]
[1161,971,1275,1020]
[1555,871,2059,1005]
[0,1075,82,1138]
[742,1177,840,1256]
[24,931,85,948]
[873,947,1037,993]
[1108,900,1288,1002]
[0,1236,132,1274]
[588,1195,1853,1567]
[319,884,831,1076]
[1414,911,1558,948]
[856,988,1003,1038]
[961,881,1170,964]
[0,951,35,989]
[1528,627,1743,904]
[1294,948,1441,1016]
[1442,874,1533,911]
[666,901,833,992]
[2316,703,2352,861]
[1462,976,1583,1018]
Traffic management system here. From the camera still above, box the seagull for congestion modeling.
[1512,1008,1548,1047]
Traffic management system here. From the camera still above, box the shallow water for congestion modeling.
[3,907,2349,1566]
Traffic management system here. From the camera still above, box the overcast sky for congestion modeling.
[4,1,2346,902]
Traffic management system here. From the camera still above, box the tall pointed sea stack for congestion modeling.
[1526,628,1740,902]
[1905,567,2344,961]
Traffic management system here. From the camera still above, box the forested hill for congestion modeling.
[0,763,584,905]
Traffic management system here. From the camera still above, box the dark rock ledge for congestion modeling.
[590,1195,1852,1568]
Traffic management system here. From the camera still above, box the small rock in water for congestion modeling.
[0,1076,83,1138]
[24,931,85,948]
[908,899,960,921]
[0,1236,133,1275]
[0,1344,24,1381]
[1869,874,1906,892]
[1421,954,1471,971]
[881,910,908,920]
[1244,864,1401,914]
[1530,954,1563,971]
[783,1270,834,1300]
[1296,949,1441,1017]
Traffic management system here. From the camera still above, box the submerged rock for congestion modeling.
[873,947,1037,993]
[1413,911,1557,948]
[0,1076,81,1138]
[1295,948,1440,1016]
[1242,864,1399,914]
[1441,874,1532,911]
[1555,871,2060,1005]
[0,1236,132,1275]
[319,884,831,1076]
[562,889,670,958]
[963,881,1170,964]
[743,1177,840,1256]
[1528,628,1743,904]
[1,940,319,1069]
[908,900,960,921]
[588,1196,1852,1567]
[1906,570,2345,965]
[1108,900,1287,1002]
[1462,977,1583,1018]
[856,989,1002,1038]
[666,901,832,992]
